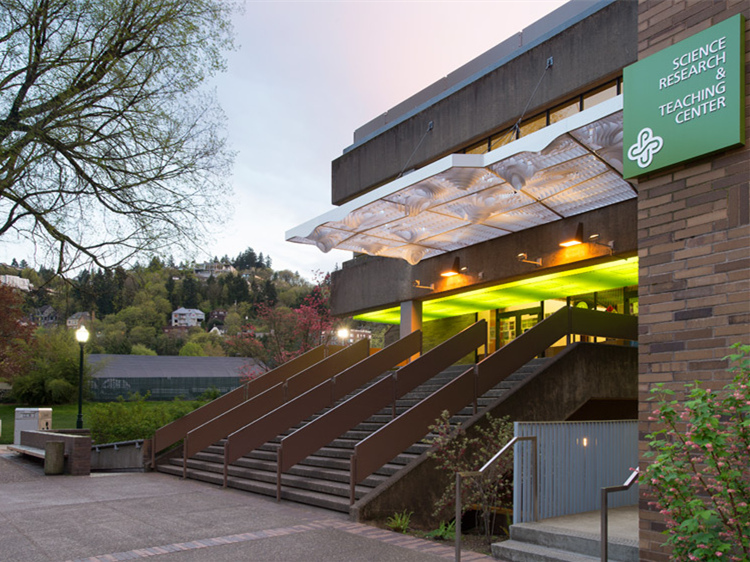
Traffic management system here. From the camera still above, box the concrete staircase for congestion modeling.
[492,508,639,562]
[157,359,547,512]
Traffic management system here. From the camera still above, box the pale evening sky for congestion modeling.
[1,1,568,278]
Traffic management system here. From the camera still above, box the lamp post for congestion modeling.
[75,325,89,429]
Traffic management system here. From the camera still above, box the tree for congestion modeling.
[0,0,235,274]
[0,284,34,384]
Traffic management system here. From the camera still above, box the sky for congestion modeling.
[1,0,568,280]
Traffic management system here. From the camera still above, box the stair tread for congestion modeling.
[492,540,600,562]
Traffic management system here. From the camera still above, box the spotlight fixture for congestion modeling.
[559,222,584,248]
[588,233,615,254]
[441,257,466,277]
[517,253,542,267]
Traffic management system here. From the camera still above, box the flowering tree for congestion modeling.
[643,343,750,561]
[0,284,33,385]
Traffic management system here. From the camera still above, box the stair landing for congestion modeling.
[492,506,638,562]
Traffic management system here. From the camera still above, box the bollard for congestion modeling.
[44,441,65,475]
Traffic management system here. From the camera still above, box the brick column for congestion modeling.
[636,1,750,560]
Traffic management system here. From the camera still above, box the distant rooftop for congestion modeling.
[347,0,610,151]
[88,355,264,379]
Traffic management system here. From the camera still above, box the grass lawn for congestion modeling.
[0,403,90,444]
[0,401,201,444]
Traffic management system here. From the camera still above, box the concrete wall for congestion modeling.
[635,2,750,560]
[21,430,92,476]
[331,0,638,205]
[330,200,637,317]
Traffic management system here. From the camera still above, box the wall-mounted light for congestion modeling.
[441,257,466,277]
[413,280,434,290]
[588,233,615,254]
[559,222,584,247]
[517,253,542,267]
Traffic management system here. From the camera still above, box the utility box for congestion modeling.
[14,408,52,445]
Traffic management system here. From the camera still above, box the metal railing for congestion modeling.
[151,344,329,468]
[216,332,421,495]
[180,340,369,480]
[349,320,487,503]
[600,468,639,562]
[455,436,538,562]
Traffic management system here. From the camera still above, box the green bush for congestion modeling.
[87,393,201,443]
[130,343,157,356]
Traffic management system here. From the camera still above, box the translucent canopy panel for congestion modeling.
[287,96,634,265]
[354,257,639,324]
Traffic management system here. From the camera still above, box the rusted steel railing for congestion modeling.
[342,321,487,503]
[219,332,421,500]
[220,339,371,485]
[350,308,637,504]
[151,345,328,467]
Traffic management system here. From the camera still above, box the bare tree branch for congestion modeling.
[0,0,236,276]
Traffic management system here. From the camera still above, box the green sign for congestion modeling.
[623,14,745,179]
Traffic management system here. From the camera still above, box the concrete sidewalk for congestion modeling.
[0,449,492,562]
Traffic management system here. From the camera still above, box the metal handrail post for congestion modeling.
[600,469,639,562]
[454,435,538,561]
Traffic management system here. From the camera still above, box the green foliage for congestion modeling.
[643,343,750,561]
[87,393,202,444]
[179,342,205,357]
[427,411,514,546]
[130,344,157,356]
[425,520,456,541]
[385,510,412,534]
[198,386,222,401]
[11,328,87,405]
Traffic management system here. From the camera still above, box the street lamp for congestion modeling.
[75,325,89,429]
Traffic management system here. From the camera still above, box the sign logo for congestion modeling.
[623,14,745,179]
[627,128,664,168]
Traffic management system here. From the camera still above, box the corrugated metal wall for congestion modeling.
[513,420,637,524]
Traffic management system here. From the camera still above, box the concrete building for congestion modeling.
[287,1,749,559]
[171,307,205,327]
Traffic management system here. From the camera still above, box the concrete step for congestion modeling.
[492,522,638,562]
[157,463,351,513]
[492,540,600,562]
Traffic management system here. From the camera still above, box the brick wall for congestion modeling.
[636,1,750,560]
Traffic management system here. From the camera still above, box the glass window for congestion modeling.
[465,139,490,155]
[519,114,546,138]
[583,81,618,110]
[550,99,580,124]
[490,128,516,151]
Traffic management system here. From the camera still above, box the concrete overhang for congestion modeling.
[287,96,635,266]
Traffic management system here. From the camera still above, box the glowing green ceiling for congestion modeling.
[354,257,639,324]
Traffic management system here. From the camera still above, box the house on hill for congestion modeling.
[171,308,205,328]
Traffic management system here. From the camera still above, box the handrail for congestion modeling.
[220,332,421,500]
[220,340,371,480]
[455,435,538,562]
[184,339,369,475]
[151,344,328,467]
[350,307,636,507]
[600,468,639,562]
[349,320,487,502]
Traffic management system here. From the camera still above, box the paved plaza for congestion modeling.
[0,447,492,562]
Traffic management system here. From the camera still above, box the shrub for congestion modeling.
[427,410,514,545]
[643,343,750,561]
[88,393,202,443]
[130,344,157,356]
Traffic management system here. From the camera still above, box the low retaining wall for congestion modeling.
[20,430,92,476]
[91,439,152,471]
